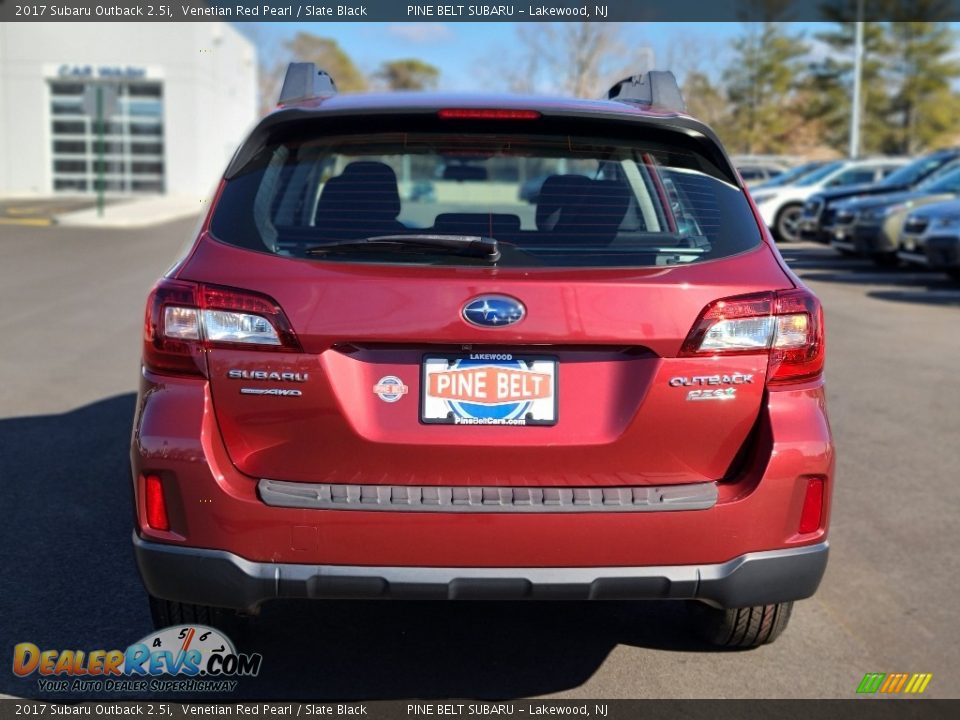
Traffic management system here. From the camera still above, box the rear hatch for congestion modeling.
[174,108,800,487]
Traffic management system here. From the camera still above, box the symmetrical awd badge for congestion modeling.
[229,368,307,397]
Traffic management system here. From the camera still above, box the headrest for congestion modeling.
[316,161,402,220]
[551,179,631,245]
[536,174,592,231]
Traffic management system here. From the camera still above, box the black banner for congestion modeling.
[4,0,960,22]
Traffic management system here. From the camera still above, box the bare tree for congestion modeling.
[501,22,641,98]
[502,24,543,94]
[557,23,624,97]
[663,33,721,86]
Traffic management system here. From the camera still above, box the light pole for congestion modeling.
[96,85,105,217]
[83,82,117,217]
[850,0,865,159]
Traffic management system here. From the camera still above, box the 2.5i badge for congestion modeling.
[669,372,753,402]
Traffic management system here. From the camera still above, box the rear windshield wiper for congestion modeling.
[305,234,501,262]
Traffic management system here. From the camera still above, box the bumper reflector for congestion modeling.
[145,474,170,531]
[799,476,825,534]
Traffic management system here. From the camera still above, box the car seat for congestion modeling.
[314,161,405,239]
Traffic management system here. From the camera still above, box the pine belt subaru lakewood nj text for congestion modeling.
[131,64,833,649]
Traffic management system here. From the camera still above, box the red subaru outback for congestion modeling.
[132,65,832,648]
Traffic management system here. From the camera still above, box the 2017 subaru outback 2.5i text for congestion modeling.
[132,65,832,648]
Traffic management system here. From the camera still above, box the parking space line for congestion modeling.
[0,217,53,227]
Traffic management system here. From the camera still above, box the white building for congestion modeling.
[0,22,257,197]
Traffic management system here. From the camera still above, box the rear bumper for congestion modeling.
[897,250,929,266]
[836,223,896,256]
[133,532,829,611]
[132,372,833,570]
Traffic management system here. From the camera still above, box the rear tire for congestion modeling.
[148,595,251,642]
[774,204,803,243]
[688,601,794,649]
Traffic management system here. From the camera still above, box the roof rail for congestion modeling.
[278,62,337,105]
[607,71,685,113]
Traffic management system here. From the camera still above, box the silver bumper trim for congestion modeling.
[258,478,719,513]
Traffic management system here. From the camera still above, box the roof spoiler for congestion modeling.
[278,62,337,105]
[607,71,685,113]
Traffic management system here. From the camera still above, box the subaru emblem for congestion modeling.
[462,295,526,328]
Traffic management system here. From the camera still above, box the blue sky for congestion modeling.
[239,22,838,92]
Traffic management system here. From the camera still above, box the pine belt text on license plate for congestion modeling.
[420,354,558,426]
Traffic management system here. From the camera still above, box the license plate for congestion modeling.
[421,354,558,426]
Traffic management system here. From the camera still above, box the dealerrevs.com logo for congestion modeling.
[13,625,262,693]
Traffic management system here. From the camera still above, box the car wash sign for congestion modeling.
[57,65,148,80]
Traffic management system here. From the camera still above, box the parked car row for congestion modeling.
[750,158,909,242]
[732,156,790,187]
[783,148,960,279]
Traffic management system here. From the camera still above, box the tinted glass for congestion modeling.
[921,167,960,194]
[755,162,823,188]
[882,154,954,187]
[211,129,762,268]
[829,168,878,186]
[795,161,846,187]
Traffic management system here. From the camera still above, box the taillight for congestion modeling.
[143,280,206,375]
[680,288,824,385]
[143,279,302,376]
[144,474,170,531]
[199,284,300,348]
[768,289,825,384]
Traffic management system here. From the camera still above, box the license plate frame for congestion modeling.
[420,353,558,426]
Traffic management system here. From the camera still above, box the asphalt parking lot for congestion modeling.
[0,197,118,227]
[1,220,958,700]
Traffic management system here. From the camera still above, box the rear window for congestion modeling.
[211,123,762,268]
